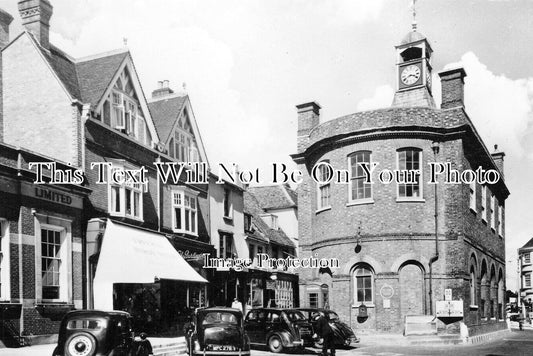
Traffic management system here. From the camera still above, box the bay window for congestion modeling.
[108,165,145,220]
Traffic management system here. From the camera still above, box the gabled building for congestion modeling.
[243,188,298,310]
[0,0,212,343]
[518,238,533,314]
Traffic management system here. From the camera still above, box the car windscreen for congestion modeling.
[202,312,239,325]
[284,310,306,321]
[326,311,339,321]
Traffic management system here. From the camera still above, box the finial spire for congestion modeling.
[123,37,128,47]
[411,0,417,31]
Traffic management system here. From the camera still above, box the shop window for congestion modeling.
[108,164,145,221]
[172,189,198,235]
[219,233,233,259]
[316,161,331,211]
[469,181,476,212]
[354,265,373,304]
[223,188,233,219]
[349,151,372,202]
[0,220,10,301]
[397,148,422,199]
[309,293,318,308]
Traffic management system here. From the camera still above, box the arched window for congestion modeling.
[397,148,422,199]
[470,265,476,306]
[348,151,372,202]
[354,265,373,304]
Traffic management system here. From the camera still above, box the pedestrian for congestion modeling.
[231,298,243,313]
[135,332,154,356]
[313,313,335,356]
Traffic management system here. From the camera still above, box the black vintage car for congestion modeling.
[244,308,314,353]
[188,307,250,356]
[52,310,135,356]
[297,308,358,347]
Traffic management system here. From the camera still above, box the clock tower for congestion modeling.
[392,22,435,108]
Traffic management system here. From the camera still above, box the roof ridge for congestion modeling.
[147,92,188,103]
[76,47,130,63]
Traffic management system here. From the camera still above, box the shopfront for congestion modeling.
[88,220,209,335]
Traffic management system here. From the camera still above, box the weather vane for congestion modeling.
[411,0,418,31]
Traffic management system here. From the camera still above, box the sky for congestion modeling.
[2,0,533,290]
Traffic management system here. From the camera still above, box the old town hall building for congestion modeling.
[292,25,509,338]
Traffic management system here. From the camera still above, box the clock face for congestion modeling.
[401,65,421,85]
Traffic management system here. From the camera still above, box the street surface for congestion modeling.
[0,330,532,355]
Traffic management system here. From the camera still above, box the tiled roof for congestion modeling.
[41,44,81,100]
[247,185,297,210]
[30,33,128,106]
[148,95,188,143]
[520,237,533,250]
[76,51,129,106]
[244,190,295,248]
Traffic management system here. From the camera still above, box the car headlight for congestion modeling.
[194,340,201,351]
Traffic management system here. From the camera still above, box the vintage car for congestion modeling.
[244,308,314,353]
[52,310,135,356]
[187,307,251,356]
[297,308,358,347]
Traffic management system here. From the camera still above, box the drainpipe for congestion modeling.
[156,155,161,231]
[428,141,440,315]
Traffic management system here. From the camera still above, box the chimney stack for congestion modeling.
[296,101,320,152]
[18,0,53,49]
[491,144,505,179]
[0,7,12,142]
[438,67,467,109]
[152,80,174,98]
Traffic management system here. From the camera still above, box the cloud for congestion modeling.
[443,52,533,159]
[356,85,394,111]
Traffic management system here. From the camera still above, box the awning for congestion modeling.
[93,220,207,310]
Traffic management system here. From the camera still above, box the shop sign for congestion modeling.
[178,249,205,261]
[22,184,82,209]
[436,300,464,317]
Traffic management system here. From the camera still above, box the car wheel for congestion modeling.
[268,335,284,353]
[64,332,97,356]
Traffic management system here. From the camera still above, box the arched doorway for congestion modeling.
[399,262,425,316]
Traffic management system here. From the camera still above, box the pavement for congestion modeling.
[1,328,532,356]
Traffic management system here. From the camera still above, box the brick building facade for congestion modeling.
[292,27,509,337]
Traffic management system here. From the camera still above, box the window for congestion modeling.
[112,92,125,129]
[244,214,252,232]
[317,161,331,210]
[0,220,10,300]
[498,205,503,237]
[261,214,278,230]
[36,218,71,303]
[223,188,232,218]
[470,267,476,306]
[108,165,144,220]
[309,293,318,308]
[256,245,263,259]
[525,274,531,288]
[354,265,373,304]
[525,253,531,264]
[219,233,233,259]
[248,244,255,260]
[481,185,487,222]
[172,189,198,235]
[469,181,476,212]
[349,151,372,202]
[490,194,495,230]
[397,148,422,199]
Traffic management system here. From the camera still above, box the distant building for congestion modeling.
[292,24,509,337]
[518,238,533,311]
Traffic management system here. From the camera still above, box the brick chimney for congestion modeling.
[438,67,467,109]
[0,7,13,142]
[491,144,505,179]
[152,80,174,98]
[296,101,320,152]
[18,0,53,49]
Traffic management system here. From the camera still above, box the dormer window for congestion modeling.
[261,214,278,230]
